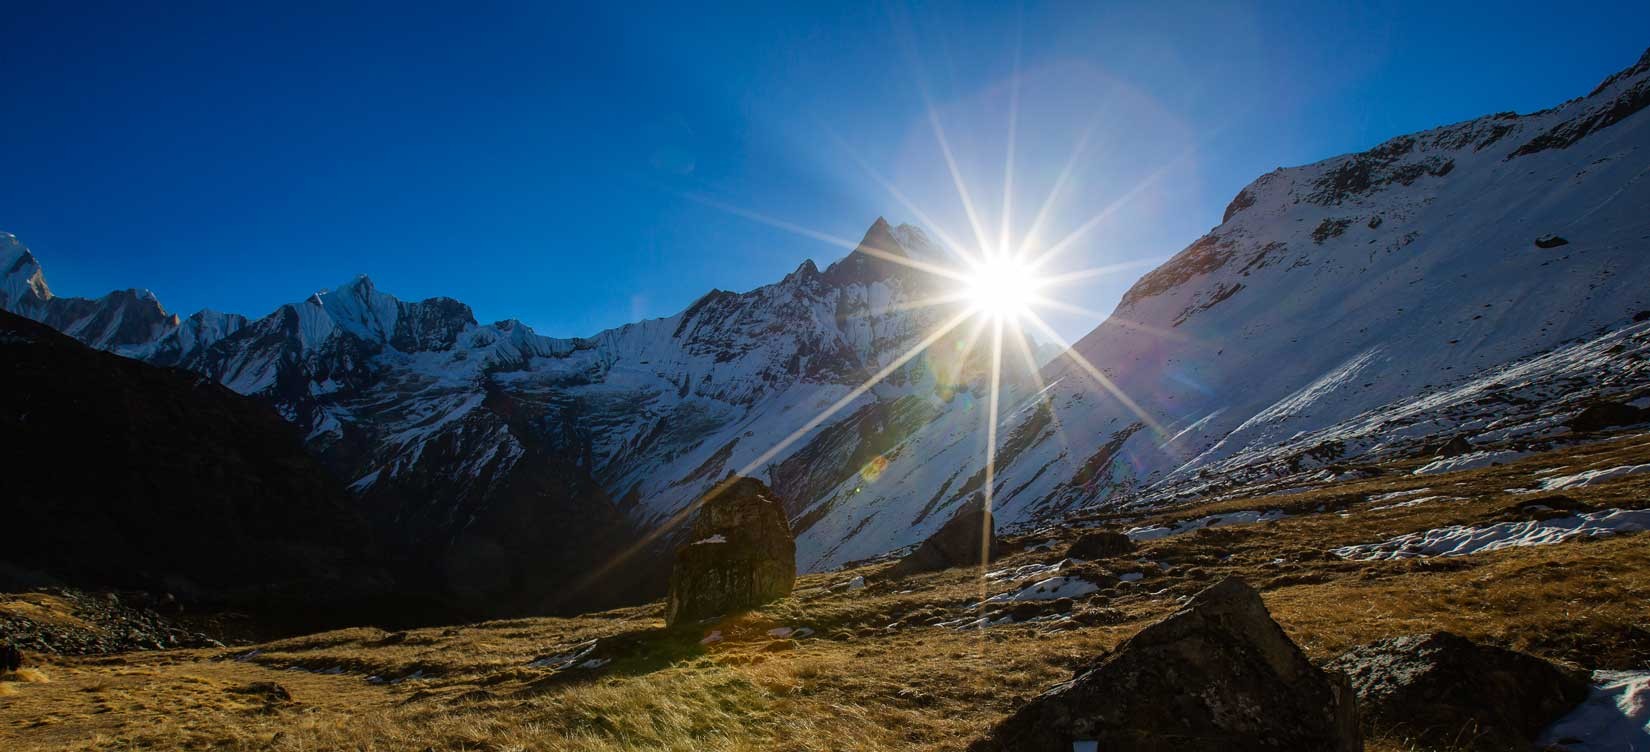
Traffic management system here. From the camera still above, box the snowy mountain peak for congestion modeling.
[1,234,52,314]
[821,217,931,288]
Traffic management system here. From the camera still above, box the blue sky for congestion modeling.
[3,1,1646,341]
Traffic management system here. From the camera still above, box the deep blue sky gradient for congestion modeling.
[3,1,1646,340]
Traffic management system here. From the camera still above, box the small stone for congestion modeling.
[231,681,292,703]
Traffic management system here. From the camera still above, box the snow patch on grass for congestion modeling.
[1538,670,1650,751]
[1540,464,1650,490]
[1332,509,1650,560]
[1126,510,1288,541]
[1412,450,1532,476]
[1369,495,1462,511]
[984,560,1068,583]
[983,576,1099,603]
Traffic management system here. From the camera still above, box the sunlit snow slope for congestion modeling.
[797,47,1650,569]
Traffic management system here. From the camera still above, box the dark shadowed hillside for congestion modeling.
[0,310,392,628]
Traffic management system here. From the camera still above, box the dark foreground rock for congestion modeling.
[1325,631,1589,751]
[664,478,795,626]
[1067,530,1136,560]
[889,495,1000,577]
[972,577,1361,752]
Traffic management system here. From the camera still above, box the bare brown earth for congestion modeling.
[3,430,1648,751]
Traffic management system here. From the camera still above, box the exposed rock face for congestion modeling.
[1325,631,1589,751]
[664,478,796,626]
[1568,401,1646,432]
[972,577,1361,752]
[888,495,1000,577]
[1067,530,1137,560]
[1534,234,1570,249]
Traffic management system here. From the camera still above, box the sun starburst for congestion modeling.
[963,254,1044,321]
[574,76,1173,619]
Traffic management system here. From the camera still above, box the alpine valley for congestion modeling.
[4,46,1649,624]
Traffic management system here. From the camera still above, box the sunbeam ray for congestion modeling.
[848,241,975,283]
[681,193,864,251]
[977,315,1005,621]
[841,291,974,323]
[999,24,1023,259]
[826,130,980,266]
[1036,258,1162,288]
[927,104,994,258]
[1028,145,1199,271]
[1028,298,1199,345]
[1014,121,1100,259]
[1023,311,1168,437]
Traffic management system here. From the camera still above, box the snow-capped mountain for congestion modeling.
[2,218,1009,610]
[795,46,1650,569]
[1,234,194,353]
[7,47,1649,602]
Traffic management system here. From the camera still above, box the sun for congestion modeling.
[963,254,1043,320]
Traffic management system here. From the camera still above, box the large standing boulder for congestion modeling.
[889,495,999,577]
[664,477,795,626]
[971,577,1361,752]
[1324,631,1589,751]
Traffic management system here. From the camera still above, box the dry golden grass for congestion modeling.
[3,431,1648,751]
[0,593,94,630]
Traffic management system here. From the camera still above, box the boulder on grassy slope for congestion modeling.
[1568,401,1646,432]
[971,577,1361,752]
[1067,530,1136,560]
[889,495,1000,577]
[1325,631,1589,751]
[1434,436,1475,457]
[664,478,795,626]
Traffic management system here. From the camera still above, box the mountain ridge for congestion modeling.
[1,216,995,613]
